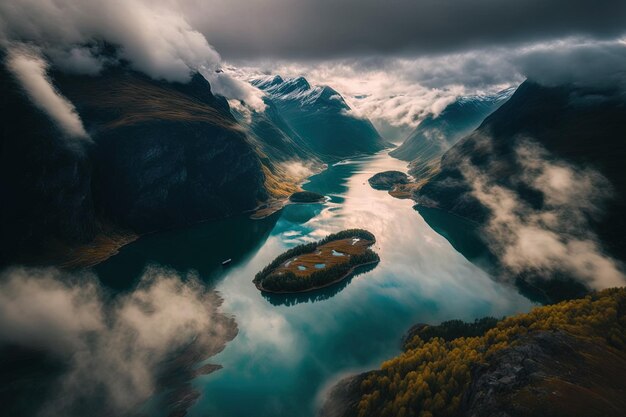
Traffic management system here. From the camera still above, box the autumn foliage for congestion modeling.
[357,288,626,417]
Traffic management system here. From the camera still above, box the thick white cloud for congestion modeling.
[463,139,625,289]
[0,0,265,109]
[0,266,236,417]
[5,45,89,139]
[0,0,218,82]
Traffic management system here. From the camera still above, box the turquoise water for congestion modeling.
[98,152,534,417]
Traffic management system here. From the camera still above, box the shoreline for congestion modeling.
[254,259,380,294]
[249,196,328,220]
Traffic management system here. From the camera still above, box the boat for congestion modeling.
[221,258,232,266]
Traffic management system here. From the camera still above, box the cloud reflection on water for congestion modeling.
[190,152,534,417]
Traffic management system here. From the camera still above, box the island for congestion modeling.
[254,229,379,293]
[368,170,409,190]
[288,191,326,203]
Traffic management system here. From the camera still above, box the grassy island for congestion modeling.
[289,191,326,203]
[254,229,379,293]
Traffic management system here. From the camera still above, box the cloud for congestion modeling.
[513,39,626,89]
[182,0,626,60]
[46,46,108,75]
[2,1,624,129]
[5,45,89,139]
[281,160,315,180]
[0,266,236,417]
[232,38,626,132]
[210,68,266,112]
[232,54,518,131]
[0,0,265,107]
[233,61,473,130]
[463,138,625,290]
[0,0,218,82]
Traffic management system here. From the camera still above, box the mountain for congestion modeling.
[252,75,390,161]
[390,88,513,178]
[410,80,626,300]
[55,69,270,231]
[1,60,97,264]
[229,97,324,197]
[417,81,626,257]
[0,61,271,265]
[244,99,318,163]
[1,62,392,266]
[321,288,626,417]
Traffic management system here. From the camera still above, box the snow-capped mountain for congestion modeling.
[252,75,390,161]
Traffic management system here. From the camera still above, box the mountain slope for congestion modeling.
[390,88,514,163]
[416,81,626,265]
[253,75,390,161]
[0,60,270,265]
[55,69,268,232]
[322,288,626,417]
[230,97,324,198]
[0,61,97,264]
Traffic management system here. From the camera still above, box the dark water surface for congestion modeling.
[98,152,533,417]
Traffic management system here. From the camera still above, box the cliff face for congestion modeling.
[231,96,324,198]
[91,119,266,232]
[55,69,267,232]
[244,98,319,163]
[0,63,96,264]
[0,62,269,264]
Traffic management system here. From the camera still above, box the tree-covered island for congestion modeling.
[254,229,379,293]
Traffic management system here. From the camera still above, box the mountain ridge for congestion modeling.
[252,75,391,161]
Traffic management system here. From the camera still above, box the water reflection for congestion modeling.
[188,152,535,417]
[414,205,497,273]
[96,212,280,290]
[262,263,379,306]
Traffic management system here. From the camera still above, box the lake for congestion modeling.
[97,151,534,417]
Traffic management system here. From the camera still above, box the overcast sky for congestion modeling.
[1,0,625,135]
[184,0,626,60]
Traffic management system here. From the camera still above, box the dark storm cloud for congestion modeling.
[187,0,626,59]
[514,40,626,88]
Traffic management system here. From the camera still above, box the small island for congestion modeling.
[368,171,409,190]
[254,229,379,293]
[289,191,326,203]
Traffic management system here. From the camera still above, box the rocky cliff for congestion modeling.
[0,59,269,265]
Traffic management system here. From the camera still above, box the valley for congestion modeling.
[96,151,531,417]
[1,8,625,416]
